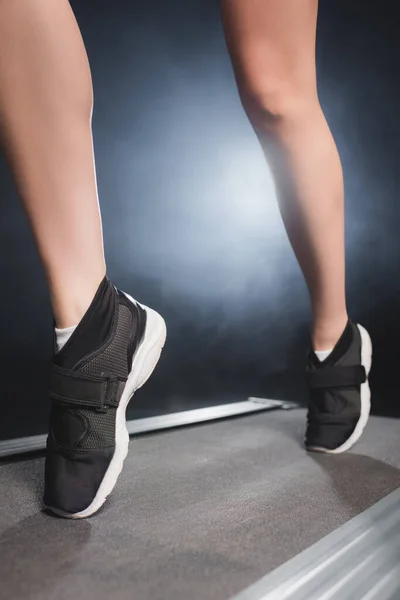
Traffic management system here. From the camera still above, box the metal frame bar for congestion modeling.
[0,398,297,458]
[230,487,400,600]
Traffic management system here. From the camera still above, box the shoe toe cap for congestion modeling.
[305,419,358,451]
[43,446,114,516]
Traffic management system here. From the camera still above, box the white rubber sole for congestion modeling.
[48,294,167,519]
[306,324,372,455]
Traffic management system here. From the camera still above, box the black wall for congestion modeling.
[1,0,400,441]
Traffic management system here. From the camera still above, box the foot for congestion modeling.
[305,320,372,454]
[44,276,166,518]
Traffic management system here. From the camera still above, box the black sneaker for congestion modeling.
[305,321,372,454]
[44,276,166,518]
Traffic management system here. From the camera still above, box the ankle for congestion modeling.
[54,299,88,329]
[312,315,348,352]
[51,271,106,328]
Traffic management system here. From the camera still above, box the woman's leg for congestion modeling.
[0,0,166,518]
[222,0,373,455]
[0,0,105,328]
[221,0,347,351]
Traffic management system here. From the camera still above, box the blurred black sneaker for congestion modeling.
[305,321,372,454]
[44,276,166,518]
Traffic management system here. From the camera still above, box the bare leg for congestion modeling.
[221,0,347,350]
[0,0,106,328]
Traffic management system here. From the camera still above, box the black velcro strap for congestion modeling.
[307,365,366,390]
[49,365,126,410]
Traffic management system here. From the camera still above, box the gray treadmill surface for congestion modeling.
[1,409,400,600]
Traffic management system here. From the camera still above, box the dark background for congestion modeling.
[1,0,399,441]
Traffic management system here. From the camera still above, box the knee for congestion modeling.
[238,77,319,134]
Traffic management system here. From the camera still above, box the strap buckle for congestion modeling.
[100,374,121,412]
